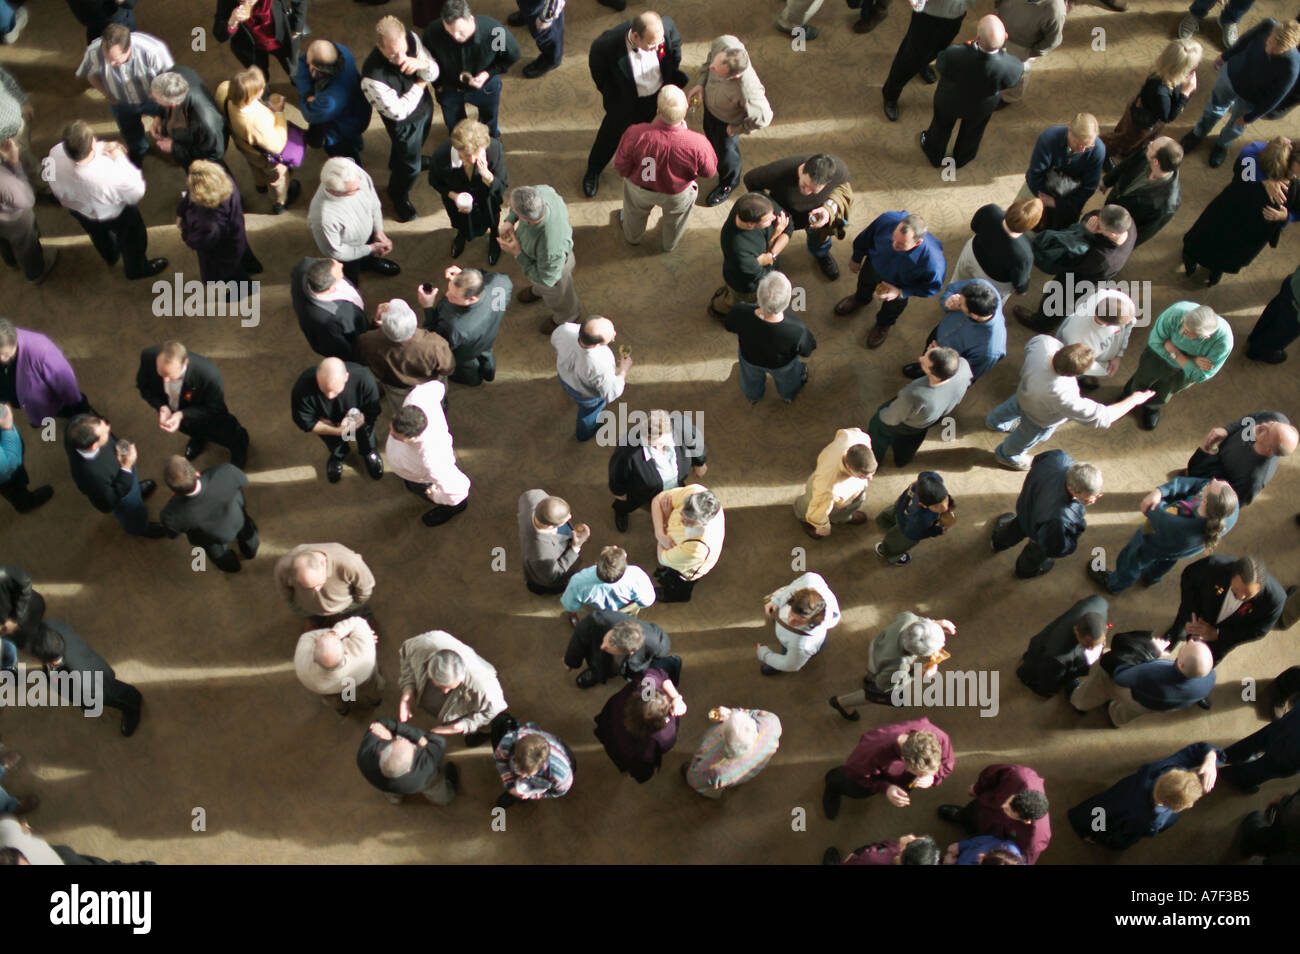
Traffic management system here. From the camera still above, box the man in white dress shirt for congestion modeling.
[551,316,631,442]
[309,157,400,287]
[1054,290,1137,391]
[45,120,167,280]
[294,615,384,715]
[75,23,173,164]
[756,571,841,675]
[385,378,469,526]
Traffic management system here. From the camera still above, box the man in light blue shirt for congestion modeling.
[561,545,655,625]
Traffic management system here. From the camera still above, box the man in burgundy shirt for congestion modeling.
[822,833,941,865]
[821,716,955,820]
[613,85,716,253]
[938,762,1052,863]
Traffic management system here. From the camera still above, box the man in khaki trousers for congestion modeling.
[1070,638,1214,727]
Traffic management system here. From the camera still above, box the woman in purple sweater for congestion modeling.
[593,668,685,783]
[175,160,263,290]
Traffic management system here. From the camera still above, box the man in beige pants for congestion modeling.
[1070,638,1214,727]
[294,615,385,715]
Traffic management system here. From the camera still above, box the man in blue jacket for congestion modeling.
[295,39,373,162]
[1021,114,1105,230]
[903,278,1005,381]
[991,451,1100,578]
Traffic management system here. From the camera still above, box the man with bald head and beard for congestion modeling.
[295,615,383,714]
[552,316,632,442]
[294,37,372,162]
[1182,412,1297,507]
[356,717,458,805]
[290,357,384,483]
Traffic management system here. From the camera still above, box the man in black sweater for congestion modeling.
[147,67,228,168]
[291,257,369,360]
[582,10,687,197]
[420,265,512,385]
[66,0,137,45]
[422,0,520,140]
[742,152,851,280]
[723,271,816,405]
[0,563,45,651]
[64,414,166,538]
[290,358,385,484]
[30,620,143,737]
[356,717,459,805]
[136,341,249,469]
[1100,137,1182,247]
[159,457,259,574]
[1017,595,1108,697]
[1165,555,1285,665]
[1183,411,1297,506]
[709,193,792,317]
[563,610,672,688]
[1015,205,1135,333]
[991,450,1100,578]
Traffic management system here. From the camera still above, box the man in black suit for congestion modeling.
[881,0,978,121]
[159,456,259,574]
[1238,785,1300,862]
[1166,555,1286,666]
[562,610,673,688]
[64,414,166,538]
[919,15,1023,169]
[291,257,369,360]
[1016,595,1108,697]
[29,620,143,737]
[136,341,249,469]
[290,357,384,483]
[66,0,137,45]
[147,67,228,168]
[0,563,45,651]
[1224,708,1300,794]
[582,11,688,198]
[419,265,512,386]
[990,451,1100,579]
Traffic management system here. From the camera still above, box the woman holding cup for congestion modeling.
[429,118,507,264]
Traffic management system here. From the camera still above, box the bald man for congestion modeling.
[1184,412,1297,507]
[275,542,377,628]
[1070,633,1215,727]
[293,38,373,162]
[290,358,385,483]
[294,616,384,714]
[920,16,1023,168]
[552,317,632,442]
[356,717,458,805]
[613,86,717,252]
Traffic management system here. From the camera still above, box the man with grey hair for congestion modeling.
[294,615,383,715]
[552,316,631,442]
[356,717,458,805]
[291,257,369,360]
[419,265,512,386]
[835,611,955,708]
[309,157,399,287]
[684,705,782,798]
[146,67,226,167]
[722,271,816,405]
[564,610,673,688]
[867,344,972,467]
[1121,301,1233,431]
[1184,411,1297,506]
[687,36,771,207]
[992,450,1101,579]
[653,483,725,603]
[354,298,454,414]
[398,629,507,745]
[499,184,581,334]
[1070,632,1215,727]
[613,85,716,251]
[837,210,947,350]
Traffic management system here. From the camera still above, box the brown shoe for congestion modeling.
[1013,305,1043,331]
[539,315,561,335]
[866,324,890,349]
[848,511,869,525]
[518,286,542,304]
[801,521,823,540]
[834,295,865,316]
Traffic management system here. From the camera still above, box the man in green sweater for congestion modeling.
[1122,301,1232,431]
[499,185,583,335]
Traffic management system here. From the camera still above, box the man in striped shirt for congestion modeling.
[493,719,575,808]
[684,707,781,798]
[75,24,174,164]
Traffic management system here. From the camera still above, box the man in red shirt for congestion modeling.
[821,717,955,820]
[613,85,716,253]
[937,762,1052,863]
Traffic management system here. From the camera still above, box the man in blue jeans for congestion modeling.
[0,1,27,45]
[723,271,816,405]
[1181,18,1300,168]
[1179,0,1259,49]
[552,317,631,442]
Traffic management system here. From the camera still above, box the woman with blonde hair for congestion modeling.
[175,159,262,290]
[214,66,304,214]
[1101,39,1201,161]
[428,118,508,264]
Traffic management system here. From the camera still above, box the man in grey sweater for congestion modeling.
[687,35,773,207]
[994,0,1067,106]
[309,157,400,286]
[868,345,973,467]
[518,489,590,595]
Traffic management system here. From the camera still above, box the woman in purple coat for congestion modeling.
[593,667,685,783]
[0,321,89,426]
[175,160,263,291]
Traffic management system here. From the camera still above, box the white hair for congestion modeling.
[901,619,945,657]
[756,271,793,315]
[1066,462,1103,497]
[721,711,758,758]
[321,157,361,194]
[151,71,190,105]
[1181,305,1220,338]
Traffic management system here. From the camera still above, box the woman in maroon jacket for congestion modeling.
[176,160,263,290]
[593,667,685,783]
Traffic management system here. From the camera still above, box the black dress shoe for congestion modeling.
[760,663,781,676]
[822,788,841,820]
[422,499,468,526]
[1063,677,1082,699]
[704,184,732,207]
[143,522,170,539]
[364,452,384,480]
[326,458,344,483]
[822,847,842,866]
[596,0,626,8]
[828,696,860,722]
[361,256,401,276]
[487,238,501,266]
[130,258,169,280]
[883,99,899,122]
[1197,697,1213,710]
[121,708,141,737]
[184,438,208,461]
[230,429,250,469]
[139,479,157,499]
[507,10,528,25]
[443,761,460,792]
[1087,566,1111,590]
[575,669,599,689]
[582,172,599,198]
[920,64,937,84]
[816,255,840,281]
[270,179,302,215]
[522,56,557,79]
[14,485,53,513]
[451,232,467,258]
[393,198,418,223]
[901,362,923,379]
[613,505,629,533]
[937,804,963,823]
[1140,406,1161,431]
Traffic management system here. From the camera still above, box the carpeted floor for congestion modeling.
[1,0,1298,865]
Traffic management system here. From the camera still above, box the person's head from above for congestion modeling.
[533,494,570,531]
[980,848,1023,865]
[975,14,1007,52]
[842,440,878,480]
[378,299,418,344]
[321,157,362,197]
[960,281,998,321]
[1094,204,1133,241]
[785,586,827,629]
[1200,478,1238,550]
[656,85,688,125]
[1154,37,1202,86]
[430,649,466,693]
[292,550,330,590]
[1148,136,1183,175]
[1091,292,1137,328]
[1265,19,1300,57]
[61,120,97,163]
[680,489,721,528]
[578,316,616,349]
[1178,304,1220,341]
[900,618,946,657]
[1003,789,1049,824]
[1066,113,1099,154]
[899,730,943,781]
[379,736,416,778]
[1052,343,1096,379]
[101,23,133,67]
[441,0,476,42]
[228,66,268,107]
[921,345,960,383]
[892,214,927,252]
[915,472,950,513]
[1175,639,1214,679]
[512,733,550,778]
[446,267,485,306]
[1252,419,1299,458]
[1066,461,1103,506]
[797,154,836,195]
[646,408,676,447]
[1259,136,1300,181]
[756,270,792,317]
[316,357,350,399]
[710,45,748,78]
[720,709,758,758]
[596,545,628,584]
[163,455,199,495]
[1229,555,1267,601]
[29,623,68,666]
[150,70,189,108]
[66,414,111,452]
[375,15,410,61]
[450,118,491,168]
[306,38,342,79]
[625,683,673,738]
[0,319,17,364]
[1153,768,1205,811]
[306,257,344,294]
[187,159,234,210]
[734,192,775,228]
[389,404,428,443]
[601,620,645,656]
[313,631,344,671]
[509,186,547,224]
[896,834,940,865]
[1075,611,1107,649]
[630,12,665,51]
[0,847,29,866]
[1004,196,1043,234]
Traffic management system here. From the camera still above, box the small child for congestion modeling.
[875,471,955,566]
[560,545,656,625]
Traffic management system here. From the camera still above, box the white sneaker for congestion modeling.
[1177,13,1200,39]
[1,6,27,44]
[1221,20,1239,47]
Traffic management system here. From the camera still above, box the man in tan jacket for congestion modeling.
[794,429,879,539]
[398,629,508,746]
[687,35,773,207]
[294,616,384,714]
[275,542,377,628]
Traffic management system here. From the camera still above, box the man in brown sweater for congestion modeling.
[354,298,454,412]
[275,542,377,628]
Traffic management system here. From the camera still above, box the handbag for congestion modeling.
[261,122,305,168]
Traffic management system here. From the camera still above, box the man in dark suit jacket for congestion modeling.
[291,257,369,360]
[356,717,458,805]
[64,414,166,538]
[66,0,137,45]
[1100,137,1182,247]
[1225,708,1300,793]
[1238,784,1300,861]
[1015,205,1135,333]
[582,11,688,197]
[213,0,308,81]
[991,451,1100,578]
[607,410,707,531]
[159,457,259,574]
[422,0,520,139]
[421,266,512,386]
[290,357,384,483]
[1166,555,1285,665]
[919,16,1023,168]
[136,341,249,468]
[563,610,672,688]
[148,67,228,167]
[1016,595,1108,697]
[1072,632,1215,726]
[0,563,45,651]
[29,620,143,737]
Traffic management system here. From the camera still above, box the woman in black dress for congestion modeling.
[428,118,508,264]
